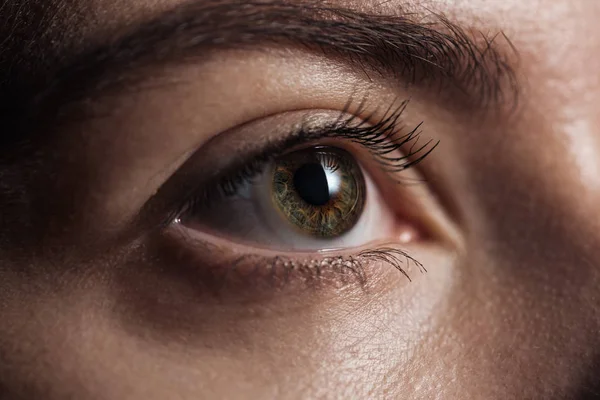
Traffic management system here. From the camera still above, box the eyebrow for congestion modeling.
[26,0,518,130]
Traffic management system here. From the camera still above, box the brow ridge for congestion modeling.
[14,0,519,141]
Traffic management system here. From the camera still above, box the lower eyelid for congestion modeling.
[149,223,426,302]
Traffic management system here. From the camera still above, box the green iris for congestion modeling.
[271,146,366,238]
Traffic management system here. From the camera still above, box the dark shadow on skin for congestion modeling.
[576,355,600,400]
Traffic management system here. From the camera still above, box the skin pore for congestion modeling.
[1,0,600,399]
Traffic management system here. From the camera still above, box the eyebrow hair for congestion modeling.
[4,0,519,146]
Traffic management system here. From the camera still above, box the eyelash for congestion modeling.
[176,98,439,216]
[207,248,426,289]
[250,248,425,284]
[169,98,437,285]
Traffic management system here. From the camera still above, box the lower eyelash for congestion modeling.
[152,228,427,298]
[185,241,426,289]
[204,248,427,295]
[358,248,426,282]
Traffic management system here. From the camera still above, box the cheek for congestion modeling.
[77,237,452,398]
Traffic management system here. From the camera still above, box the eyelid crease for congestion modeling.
[170,98,439,227]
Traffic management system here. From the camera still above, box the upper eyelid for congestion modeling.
[164,102,437,225]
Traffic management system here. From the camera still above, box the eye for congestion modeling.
[271,146,365,238]
[180,144,393,251]
[171,106,436,254]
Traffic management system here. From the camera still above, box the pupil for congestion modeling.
[293,163,331,206]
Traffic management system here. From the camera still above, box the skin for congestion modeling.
[1,0,600,399]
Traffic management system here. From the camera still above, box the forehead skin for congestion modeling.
[1,0,600,399]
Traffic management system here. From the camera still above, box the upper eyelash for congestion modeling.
[176,98,439,218]
[327,98,439,173]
